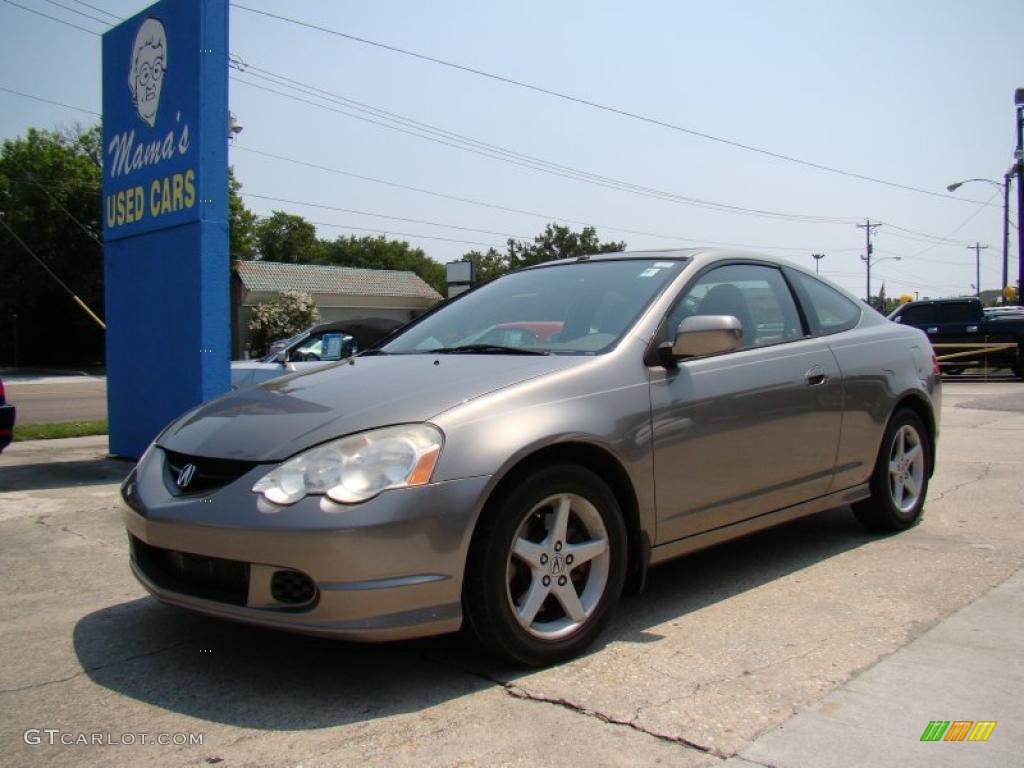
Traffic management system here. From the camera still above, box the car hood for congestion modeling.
[229,360,333,390]
[159,354,586,461]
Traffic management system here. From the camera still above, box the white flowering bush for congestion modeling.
[248,290,320,356]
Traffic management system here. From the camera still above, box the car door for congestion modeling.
[649,263,843,544]
[934,301,983,345]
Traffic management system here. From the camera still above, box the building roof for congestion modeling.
[235,260,442,301]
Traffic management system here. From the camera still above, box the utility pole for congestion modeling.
[1002,169,1012,302]
[812,253,825,273]
[968,243,988,299]
[857,219,882,306]
[1015,88,1024,306]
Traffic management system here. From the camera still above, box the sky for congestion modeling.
[1,0,1022,300]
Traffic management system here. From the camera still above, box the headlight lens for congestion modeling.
[252,424,443,506]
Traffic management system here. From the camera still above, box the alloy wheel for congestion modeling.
[505,493,610,640]
[888,424,925,513]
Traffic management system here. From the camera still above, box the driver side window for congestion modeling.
[291,332,356,362]
[663,264,804,350]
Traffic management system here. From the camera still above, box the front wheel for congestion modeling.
[853,409,931,531]
[463,465,627,666]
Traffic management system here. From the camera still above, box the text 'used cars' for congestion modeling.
[121,249,940,666]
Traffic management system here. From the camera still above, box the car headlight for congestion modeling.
[252,424,443,506]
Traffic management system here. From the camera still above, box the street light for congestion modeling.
[946,175,1014,302]
[811,253,825,273]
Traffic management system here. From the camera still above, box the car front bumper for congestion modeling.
[122,447,490,641]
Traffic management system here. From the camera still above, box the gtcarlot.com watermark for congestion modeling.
[23,729,204,747]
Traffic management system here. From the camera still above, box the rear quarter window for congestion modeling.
[790,271,862,335]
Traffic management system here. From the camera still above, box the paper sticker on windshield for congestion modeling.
[638,268,660,277]
[654,262,676,268]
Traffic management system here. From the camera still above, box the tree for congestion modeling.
[247,290,320,356]
[254,211,318,263]
[464,224,626,282]
[0,125,104,365]
[228,166,257,260]
[314,234,446,295]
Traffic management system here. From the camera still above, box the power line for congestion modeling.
[904,189,1002,259]
[243,192,530,240]
[69,0,121,21]
[1,0,101,35]
[13,163,104,247]
[231,75,853,225]
[230,3,996,208]
[305,219,504,248]
[0,86,100,116]
[0,217,106,329]
[42,0,111,26]
[232,144,858,253]
[232,59,858,225]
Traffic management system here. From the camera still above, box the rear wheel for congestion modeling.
[463,465,627,666]
[853,409,931,531]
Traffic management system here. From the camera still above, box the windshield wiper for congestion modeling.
[427,344,550,356]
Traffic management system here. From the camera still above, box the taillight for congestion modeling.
[0,379,5,403]
[931,353,940,375]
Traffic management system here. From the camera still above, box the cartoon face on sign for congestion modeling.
[129,17,167,128]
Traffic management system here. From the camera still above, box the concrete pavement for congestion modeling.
[0,381,1021,766]
[728,570,1023,767]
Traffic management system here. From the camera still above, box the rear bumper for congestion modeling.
[0,403,15,451]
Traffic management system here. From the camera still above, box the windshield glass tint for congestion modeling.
[383,259,685,355]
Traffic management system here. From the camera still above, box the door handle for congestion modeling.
[926,327,938,334]
[805,367,828,387]
[966,325,979,333]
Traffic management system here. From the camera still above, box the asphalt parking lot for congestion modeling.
[0,380,1021,767]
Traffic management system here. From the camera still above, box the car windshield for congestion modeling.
[381,258,685,355]
[260,330,309,362]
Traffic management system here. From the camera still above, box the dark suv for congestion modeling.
[888,298,1024,378]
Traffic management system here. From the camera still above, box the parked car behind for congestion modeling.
[123,249,940,666]
[231,317,404,389]
[888,297,1024,378]
[0,378,15,453]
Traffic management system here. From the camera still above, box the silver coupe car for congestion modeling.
[121,249,940,666]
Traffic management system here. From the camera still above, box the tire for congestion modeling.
[853,409,931,532]
[463,464,628,666]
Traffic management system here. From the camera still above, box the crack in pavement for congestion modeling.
[929,463,993,505]
[32,514,116,549]
[423,653,726,759]
[0,640,193,694]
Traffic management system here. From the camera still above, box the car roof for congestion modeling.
[525,247,796,271]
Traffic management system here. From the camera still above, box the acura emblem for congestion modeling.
[176,463,197,489]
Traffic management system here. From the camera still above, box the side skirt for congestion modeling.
[648,484,871,566]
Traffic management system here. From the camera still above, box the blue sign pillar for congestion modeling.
[102,0,229,458]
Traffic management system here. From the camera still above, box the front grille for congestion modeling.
[163,449,259,495]
[131,535,249,606]
[270,569,318,605]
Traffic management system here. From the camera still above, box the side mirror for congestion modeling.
[273,351,287,364]
[659,315,743,367]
